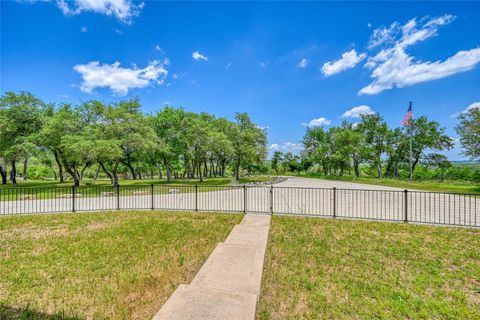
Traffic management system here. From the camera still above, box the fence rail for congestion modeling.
[0,184,479,227]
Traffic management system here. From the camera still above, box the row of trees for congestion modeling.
[0,92,267,186]
[272,108,480,180]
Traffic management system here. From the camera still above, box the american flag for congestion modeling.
[402,104,413,126]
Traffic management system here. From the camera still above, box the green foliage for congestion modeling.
[456,108,480,160]
[0,92,267,186]
[290,111,458,182]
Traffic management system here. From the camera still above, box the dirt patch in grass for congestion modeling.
[0,211,241,319]
[257,216,480,319]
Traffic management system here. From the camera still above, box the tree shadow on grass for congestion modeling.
[0,305,81,320]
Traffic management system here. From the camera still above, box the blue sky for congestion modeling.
[1,1,480,160]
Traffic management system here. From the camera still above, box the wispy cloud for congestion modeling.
[28,0,145,23]
[80,26,87,32]
[342,105,375,118]
[259,60,269,68]
[154,45,164,53]
[321,15,480,95]
[192,51,208,61]
[361,15,480,95]
[297,58,308,68]
[321,50,366,76]
[225,62,232,69]
[359,47,480,95]
[73,59,168,95]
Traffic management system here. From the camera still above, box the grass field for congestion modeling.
[258,216,480,319]
[0,176,273,201]
[292,173,480,194]
[0,211,242,319]
[0,176,272,189]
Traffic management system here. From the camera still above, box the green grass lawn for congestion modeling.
[293,173,480,194]
[258,216,480,319]
[0,211,242,319]
[0,176,272,189]
[0,176,273,201]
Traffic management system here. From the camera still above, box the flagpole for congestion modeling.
[409,101,413,182]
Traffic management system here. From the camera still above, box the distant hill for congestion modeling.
[451,161,480,168]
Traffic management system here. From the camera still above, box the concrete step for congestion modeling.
[152,284,257,320]
[191,242,265,295]
[224,224,270,250]
[241,214,271,227]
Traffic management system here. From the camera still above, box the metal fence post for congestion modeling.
[116,184,120,210]
[404,189,408,223]
[72,185,76,212]
[243,185,247,214]
[195,185,198,211]
[332,187,336,218]
[151,184,154,210]
[270,185,273,214]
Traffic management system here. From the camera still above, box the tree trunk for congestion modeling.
[53,150,64,183]
[80,162,91,181]
[353,155,360,177]
[235,158,240,181]
[93,165,100,180]
[10,160,17,185]
[112,161,120,186]
[412,156,420,175]
[23,158,28,181]
[0,165,7,185]
[52,167,57,180]
[123,160,136,180]
[198,163,203,182]
[64,162,80,186]
[99,161,113,184]
[163,157,171,182]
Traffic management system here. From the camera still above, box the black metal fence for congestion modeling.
[0,185,479,227]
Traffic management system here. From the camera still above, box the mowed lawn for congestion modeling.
[0,211,242,319]
[258,216,480,319]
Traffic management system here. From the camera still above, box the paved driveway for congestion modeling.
[275,176,405,190]
[1,177,479,227]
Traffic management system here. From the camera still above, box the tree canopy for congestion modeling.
[0,92,267,185]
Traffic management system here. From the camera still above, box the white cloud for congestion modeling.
[320,15,480,95]
[359,47,480,95]
[192,51,208,61]
[269,142,303,153]
[55,0,143,23]
[462,102,480,113]
[297,58,308,68]
[154,45,164,53]
[368,15,455,50]
[303,117,331,127]
[367,22,400,49]
[73,59,168,95]
[342,105,375,118]
[357,15,480,95]
[321,50,366,76]
[80,26,87,32]
[113,28,123,35]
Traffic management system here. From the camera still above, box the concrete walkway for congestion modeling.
[153,214,271,320]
